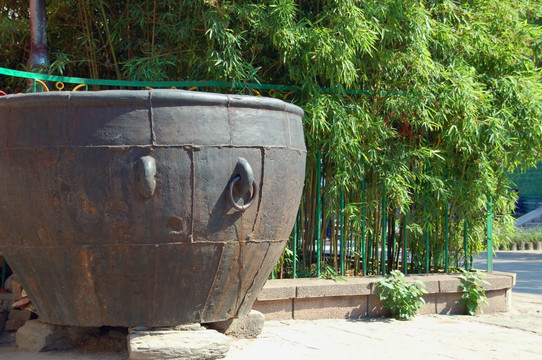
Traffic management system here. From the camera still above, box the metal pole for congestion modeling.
[361,178,367,276]
[403,209,408,274]
[340,186,345,276]
[381,189,387,275]
[424,160,430,274]
[293,215,298,278]
[28,0,49,78]
[444,202,450,273]
[349,223,354,273]
[403,155,408,274]
[316,150,322,278]
[424,223,430,273]
[464,219,469,271]
[487,195,493,272]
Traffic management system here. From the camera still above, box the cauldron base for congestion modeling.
[14,312,266,357]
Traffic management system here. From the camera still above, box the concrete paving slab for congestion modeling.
[226,307,542,360]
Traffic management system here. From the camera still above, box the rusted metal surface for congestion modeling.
[0,90,306,327]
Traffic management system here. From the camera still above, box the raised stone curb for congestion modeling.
[253,272,516,320]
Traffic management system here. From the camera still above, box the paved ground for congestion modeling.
[0,251,541,359]
[475,251,542,294]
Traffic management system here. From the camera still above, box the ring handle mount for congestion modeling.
[137,155,157,199]
[234,158,254,196]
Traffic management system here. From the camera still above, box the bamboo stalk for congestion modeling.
[99,0,121,80]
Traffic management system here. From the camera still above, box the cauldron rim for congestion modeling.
[0,89,304,117]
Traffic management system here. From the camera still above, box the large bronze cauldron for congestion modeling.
[0,90,306,327]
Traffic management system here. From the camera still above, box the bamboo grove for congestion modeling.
[1,0,541,276]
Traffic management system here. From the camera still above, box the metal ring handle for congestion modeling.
[228,175,256,212]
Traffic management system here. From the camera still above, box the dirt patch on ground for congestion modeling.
[76,327,128,356]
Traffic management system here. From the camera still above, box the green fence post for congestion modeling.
[487,195,493,273]
[349,224,354,272]
[403,208,408,274]
[381,189,387,275]
[464,220,469,271]
[340,186,345,276]
[403,155,408,274]
[444,202,450,273]
[424,160,430,274]
[316,150,322,278]
[293,215,298,278]
[361,178,367,276]
[424,223,430,273]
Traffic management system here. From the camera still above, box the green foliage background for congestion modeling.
[1,0,541,274]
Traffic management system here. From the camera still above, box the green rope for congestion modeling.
[0,66,404,96]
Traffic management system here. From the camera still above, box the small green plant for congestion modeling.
[375,270,427,320]
[271,244,295,279]
[458,269,489,316]
[321,264,347,282]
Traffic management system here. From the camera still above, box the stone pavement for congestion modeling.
[0,251,541,359]
[226,291,542,360]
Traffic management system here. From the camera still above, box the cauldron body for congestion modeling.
[0,90,306,327]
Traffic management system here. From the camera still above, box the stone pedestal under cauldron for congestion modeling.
[0,90,306,357]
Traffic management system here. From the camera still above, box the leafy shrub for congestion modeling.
[375,270,427,320]
[458,269,489,316]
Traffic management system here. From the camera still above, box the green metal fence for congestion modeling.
[281,152,494,279]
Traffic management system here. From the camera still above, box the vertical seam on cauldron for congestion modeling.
[200,241,226,321]
[67,92,73,147]
[148,90,156,146]
[234,237,243,314]
[237,241,271,314]
[189,147,195,242]
[251,147,265,234]
[227,95,233,146]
